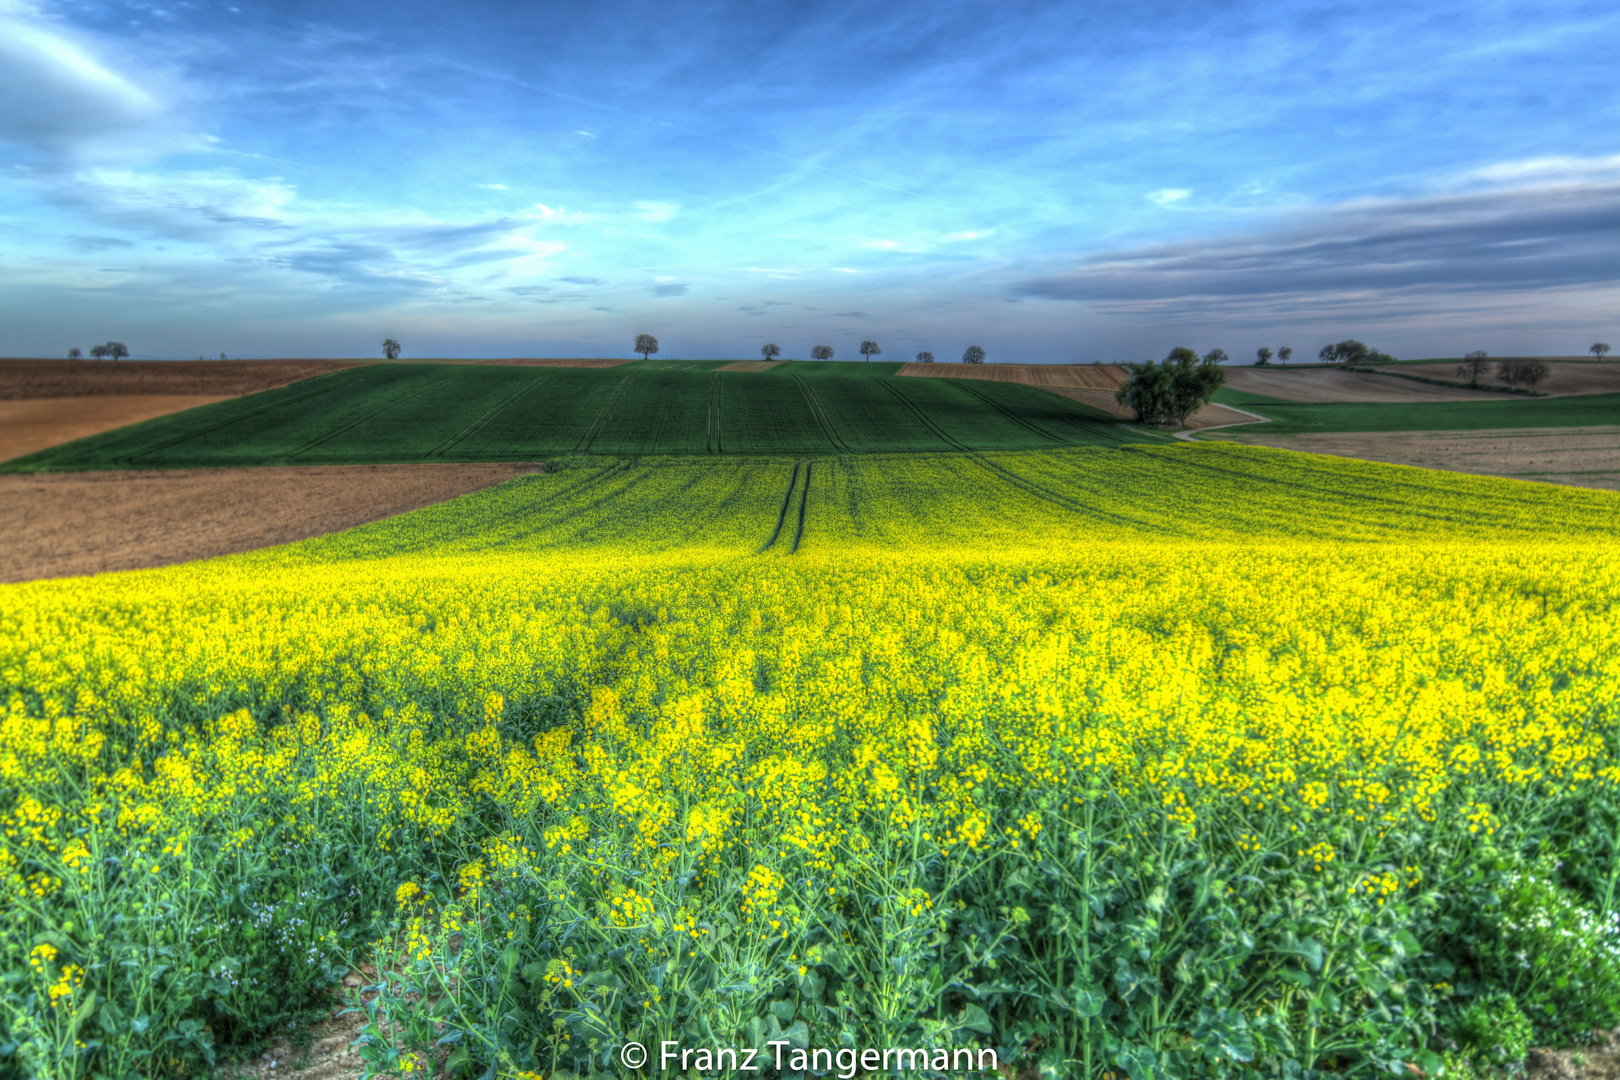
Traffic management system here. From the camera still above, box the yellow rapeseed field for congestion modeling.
[4,445,1620,1079]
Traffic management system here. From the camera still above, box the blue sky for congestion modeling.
[2,0,1617,362]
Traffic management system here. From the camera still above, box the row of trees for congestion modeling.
[637,336,987,364]
[1115,347,1227,427]
[1457,351,1552,391]
[67,343,129,360]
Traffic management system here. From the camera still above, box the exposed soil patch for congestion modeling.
[1,395,230,462]
[473,357,639,367]
[1224,367,1503,403]
[716,360,781,371]
[898,362,1127,391]
[1205,426,1620,491]
[1398,360,1620,397]
[0,463,540,583]
[0,359,362,399]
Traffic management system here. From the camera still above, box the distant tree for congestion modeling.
[67,347,82,359]
[105,341,129,360]
[761,343,781,361]
[962,345,986,364]
[1365,350,1398,364]
[915,351,935,364]
[382,339,402,360]
[860,340,881,362]
[810,345,834,361]
[635,334,659,360]
[1497,358,1550,392]
[1457,350,1490,388]
[1593,343,1612,362]
[88,345,108,360]
[1318,339,1369,365]
[1278,346,1293,364]
[1203,348,1229,365]
[1114,346,1227,427]
[220,352,228,361]
[1255,347,1273,366]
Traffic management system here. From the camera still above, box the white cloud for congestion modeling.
[0,8,185,161]
[1146,189,1191,207]
[941,230,992,242]
[1459,154,1620,187]
[831,267,861,273]
[477,183,509,190]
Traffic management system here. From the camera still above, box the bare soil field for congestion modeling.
[1224,367,1502,403]
[0,359,362,399]
[0,463,539,583]
[898,362,1127,390]
[0,395,231,462]
[473,357,638,367]
[1207,426,1620,491]
[1398,360,1620,396]
[716,360,779,371]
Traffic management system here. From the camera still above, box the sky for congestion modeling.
[2,0,1618,362]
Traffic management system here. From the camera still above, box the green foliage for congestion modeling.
[1115,346,1227,426]
[1453,992,1533,1072]
[1466,870,1620,1044]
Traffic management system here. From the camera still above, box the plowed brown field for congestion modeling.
[473,358,639,367]
[0,463,540,583]
[897,362,1127,390]
[1224,367,1502,403]
[0,359,362,399]
[1397,361,1620,397]
[1207,426,1620,491]
[0,396,232,462]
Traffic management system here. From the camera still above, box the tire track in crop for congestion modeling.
[283,370,472,459]
[761,460,802,552]
[944,380,1067,445]
[706,372,722,454]
[573,375,636,453]
[426,372,556,458]
[872,378,972,452]
[793,376,851,453]
[790,460,812,553]
[115,367,388,464]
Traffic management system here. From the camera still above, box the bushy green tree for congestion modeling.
[1115,346,1227,427]
[1255,347,1273,366]
[635,334,659,360]
[382,339,401,360]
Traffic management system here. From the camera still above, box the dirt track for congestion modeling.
[1,396,231,462]
[1207,426,1620,491]
[0,463,540,583]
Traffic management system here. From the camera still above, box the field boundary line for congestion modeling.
[790,460,812,552]
[427,372,557,457]
[283,370,472,459]
[573,375,636,453]
[761,460,802,552]
[793,376,852,453]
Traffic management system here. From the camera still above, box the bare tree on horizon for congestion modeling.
[860,340,881,362]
